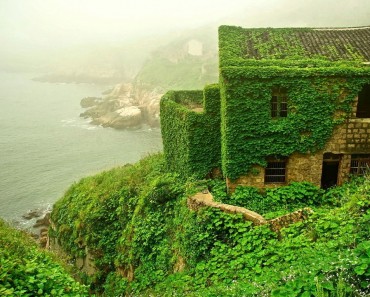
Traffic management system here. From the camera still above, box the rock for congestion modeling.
[35,213,51,248]
[80,97,102,108]
[22,209,43,220]
[94,106,143,129]
[80,82,162,129]
[116,106,141,118]
[76,258,84,270]
[39,236,47,248]
[33,213,50,228]
[111,106,143,128]
[40,228,48,236]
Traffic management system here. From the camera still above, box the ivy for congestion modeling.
[160,84,221,178]
[160,25,370,181]
[0,219,88,296]
[48,153,370,296]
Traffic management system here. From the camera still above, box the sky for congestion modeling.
[0,0,369,71]
[0,0,259,50]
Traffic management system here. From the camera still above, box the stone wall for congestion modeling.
[227,152,324,191]
[227,96,370,191]
[188,191,312,232]
[188,191,266,225]
[268,208,313,232]
[48,221,97,276]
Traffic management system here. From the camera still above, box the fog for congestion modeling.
[1,0,369,73]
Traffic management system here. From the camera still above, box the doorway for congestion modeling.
[321,153,341,189]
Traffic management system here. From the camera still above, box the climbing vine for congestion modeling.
[160,84,221,178]
[160,25,370,180]
[49,153,370,296]
[220,73,370,179]
[217,25,370,180]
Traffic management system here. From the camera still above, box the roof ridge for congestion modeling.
[313,26,370,31]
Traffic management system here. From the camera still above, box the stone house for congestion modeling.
[160,25,370,191]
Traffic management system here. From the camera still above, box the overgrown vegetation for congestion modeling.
[159,25,370,181]
[218,25,370,179]
[0,219,88,296]
[48,154,370,296]
[219,71,370,179]
[160,84,221,178]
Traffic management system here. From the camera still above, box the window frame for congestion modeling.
[271,87,288,118]
[264,157,287,184]
[350,154,370,175]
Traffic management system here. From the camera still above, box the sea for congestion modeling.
[0,71,162,229]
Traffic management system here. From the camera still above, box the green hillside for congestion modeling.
[49,153,370,296]
[0,219,88,296]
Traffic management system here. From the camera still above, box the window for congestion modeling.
[265,158,287,183]
[356,84,370,118]
[271,87,288,118]
[350,154,370,175]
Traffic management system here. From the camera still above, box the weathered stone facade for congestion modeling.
[227,96,370,191]
[161,25,370,191]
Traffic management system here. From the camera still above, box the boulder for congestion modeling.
[112,106,142,128]
[80,97,102,108]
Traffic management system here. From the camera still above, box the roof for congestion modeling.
[219,26,370,66]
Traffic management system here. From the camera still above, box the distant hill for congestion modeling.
[134,26,219,91]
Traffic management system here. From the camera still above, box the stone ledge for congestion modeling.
[188,191,312,231]
[268,208,313,232]
[188,191,266,225]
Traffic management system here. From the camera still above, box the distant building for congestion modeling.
[186,39,203,56]
[160,25,370,191]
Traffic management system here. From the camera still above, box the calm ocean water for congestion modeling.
[0,71,162,228]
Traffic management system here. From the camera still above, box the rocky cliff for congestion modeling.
[80,82,162,129]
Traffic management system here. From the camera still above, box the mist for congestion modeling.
[1,0,369,74]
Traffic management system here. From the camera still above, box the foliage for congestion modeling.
[220,72,370,179]
[229,182,324,214]
[102,272,128,297]
[207,178,228,202]
[0,219,88,296]
[217,25,370,179]
[143,177,370,297]
[218,26,367,67]
[160,84,221,178]
[50,154,191,294]
[49,152,370,296]
[160,25,370,181]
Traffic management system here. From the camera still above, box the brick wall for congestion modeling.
[227,96,370,191]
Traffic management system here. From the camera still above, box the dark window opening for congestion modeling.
[356,84,370,118]
[350,154,370,175]
[271,88,288,118]
[265,158,287,183]
[321,153,341,189]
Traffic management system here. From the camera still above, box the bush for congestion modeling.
[0,219,88,296]
[102,272,128,297]
[229,182,324,214]
[148,173,184,204]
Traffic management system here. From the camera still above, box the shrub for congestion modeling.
[0,219,88,296]
[229,182,324,214]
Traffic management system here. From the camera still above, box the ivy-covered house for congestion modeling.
[160,25,370,191]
